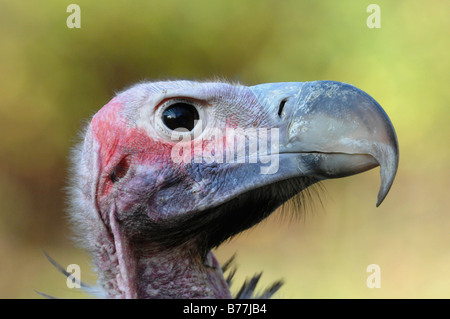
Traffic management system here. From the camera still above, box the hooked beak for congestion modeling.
[251,81,399,206]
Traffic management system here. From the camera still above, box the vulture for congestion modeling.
[65,80,398,299]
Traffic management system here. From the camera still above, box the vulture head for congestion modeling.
[68,80,398,298]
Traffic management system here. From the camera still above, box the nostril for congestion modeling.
[110,157,130,183]
[278,99,287,118]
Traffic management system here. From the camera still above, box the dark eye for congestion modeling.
[162,102,199,131]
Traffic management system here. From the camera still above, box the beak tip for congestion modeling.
[376,196,384,207]
[375,159,398,207]
[376,181,392,207]
[376,187,390,207]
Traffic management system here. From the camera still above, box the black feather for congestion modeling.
[222,256,283,299]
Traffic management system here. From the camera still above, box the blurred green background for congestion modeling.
[0,0,448,298]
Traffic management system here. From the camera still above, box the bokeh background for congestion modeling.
[0,0,448,298]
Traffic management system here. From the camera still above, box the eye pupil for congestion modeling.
[162,103,199,131]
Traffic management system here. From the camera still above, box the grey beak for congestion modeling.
[251,81,399,206]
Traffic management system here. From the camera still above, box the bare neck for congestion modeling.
[97,240,231,299]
